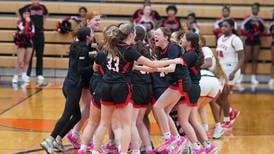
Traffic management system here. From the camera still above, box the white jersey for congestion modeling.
[202,47,216,72]
[216,34,243,65]
[216,34,243,85]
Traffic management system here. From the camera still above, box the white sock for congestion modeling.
[163,132,171,140]
[193,142,201,149]
[215,122,221,128]
[46,137,54,143]
[145,146,153,152]
[131,149,141,154]
[224,117,230,122]
[108,139,115,145]
[91,150,97,154]
[56,136,62,143]
[22,72,27,77]
[80,144,87,151]
[251,75,256,79]
[229,108,232,113]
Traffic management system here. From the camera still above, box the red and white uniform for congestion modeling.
[216,34,244,85]
[200,47,223,98]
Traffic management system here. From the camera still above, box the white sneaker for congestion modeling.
[40,139,55,154]
[12,75,19,83]
[37,75,45,83]
[22,74,30,83]
[212,126,224,139]
[251,75,259,85]
[268,79,274,86]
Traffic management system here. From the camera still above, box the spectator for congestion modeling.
[24,0,48,83]
[12,7,35,84]
[269,10,274,87]
[241,3,265,84]
[70,6,88,36]
[162,5,182,32]
[133,1,161,31]
[213,5,237,39]
[184,11,200,34]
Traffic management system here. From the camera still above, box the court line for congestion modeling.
[0,88,42,115]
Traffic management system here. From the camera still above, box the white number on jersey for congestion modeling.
[107,56,120,72]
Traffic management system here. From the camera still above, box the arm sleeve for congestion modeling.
[77,47,93,75]
[232,36,244,51]
[167,44,181,59]
[202,47,213,59]
[124,47,142,62]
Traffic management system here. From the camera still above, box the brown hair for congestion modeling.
[171,30,185,43]
[185,32,204,67]
[118,23,135,41]
[102,24,120,58]
[158,27,172,41]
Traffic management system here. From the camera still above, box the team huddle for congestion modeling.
[39,10,243,154]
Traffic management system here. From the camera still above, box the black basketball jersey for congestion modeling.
[103,42,142,83]
[160,43,190,85]
[94,51,108,75]
[183,49,201,84]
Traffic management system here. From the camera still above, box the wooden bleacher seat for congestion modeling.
[1,16,258,36]
[0,30,271,48]
[0,1,272,73]
[0,43,271,61]
[0,1,272,19]
[0,56,68,69]
[0,43,70,57]
[0,55,270,74]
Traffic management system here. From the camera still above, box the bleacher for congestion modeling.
[0,0,273,75]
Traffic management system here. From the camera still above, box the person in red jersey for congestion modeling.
[241,3,265,84]
[162,5,182,32]
[12,7,35,84]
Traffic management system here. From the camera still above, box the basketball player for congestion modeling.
[217,19,243,130]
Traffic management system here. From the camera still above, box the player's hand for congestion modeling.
[26,17,31,22]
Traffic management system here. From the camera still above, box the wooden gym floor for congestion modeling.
[0,78,274,154]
